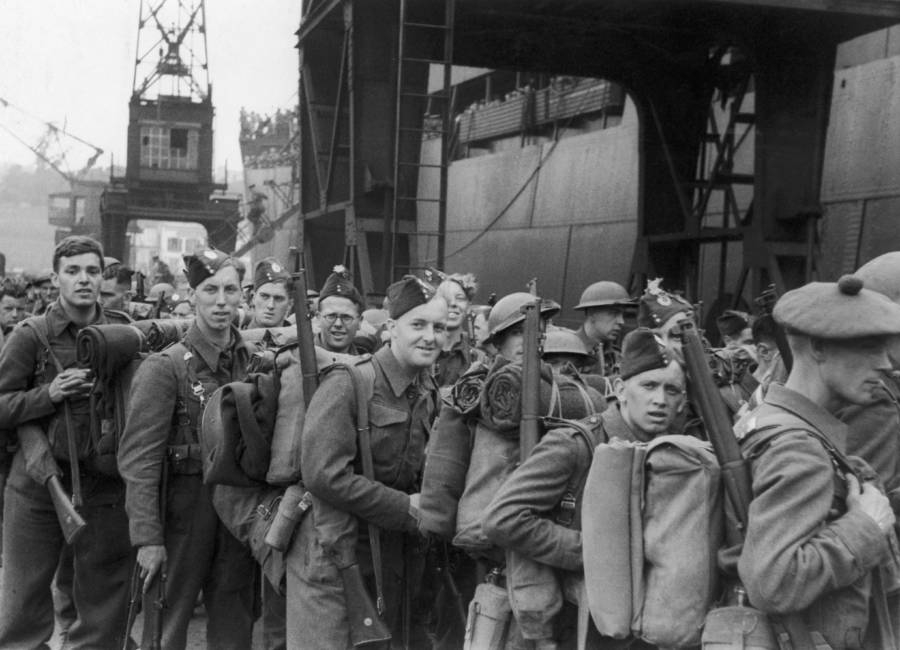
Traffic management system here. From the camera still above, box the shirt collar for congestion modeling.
[184,323,245,373]
[44,300,105,337]
[374,344,435,398]
[601,404,651,443]
[762,383,848,452]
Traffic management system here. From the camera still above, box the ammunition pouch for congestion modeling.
[464,581,512,650]
[168,444,202,475]
[701,606,778,650]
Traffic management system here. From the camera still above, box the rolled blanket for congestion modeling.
[449,362,488,414]
[480,359,605,433]
[129,318,193,351]
[76,324,147,380]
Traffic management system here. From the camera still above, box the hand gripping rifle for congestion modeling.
[679,319,818,649]
[519,280,543,460]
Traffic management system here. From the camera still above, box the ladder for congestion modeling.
[388,0,455,282]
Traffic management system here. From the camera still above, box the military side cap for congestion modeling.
[637,278,693,328]
[575,281,633,310]
[252,257,291,290]
[387,275,437,319]
[184,249,243,289]
[716,310,751,338]
[620,327,673,380]
[856,252,900,304]
[774,274,900,339]
[319,265,364,309]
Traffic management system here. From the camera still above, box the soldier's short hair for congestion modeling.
[52,236,105,272]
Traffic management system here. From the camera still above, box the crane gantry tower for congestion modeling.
[100,0,240,262]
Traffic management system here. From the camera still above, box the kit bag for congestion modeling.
[582,434,724,648]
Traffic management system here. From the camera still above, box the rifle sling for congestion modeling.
[24,319,83,509]
[347,362,386,616]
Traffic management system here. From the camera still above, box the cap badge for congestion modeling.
[270,262,282,273]
[203,250,218,260]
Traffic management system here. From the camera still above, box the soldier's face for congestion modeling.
[616,361,686,436]
[438,280,470,330]
[653,310,693,353]
[99,278,129,311]
[52,253,102,310]
[252,281,292,328]
[190,266,242,332]
[389,298,448,369]
[316,296,361,352]
[0,295,27,329]
[588,307,625,342]
[496,324,525,363]
[819,337,892,407]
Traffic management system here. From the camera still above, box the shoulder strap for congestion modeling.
[341,359,384,614]
[544,415,605,527]
[22,317,64,373]
[743,420,857,479]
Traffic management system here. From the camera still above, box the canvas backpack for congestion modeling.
[582,434,724,648]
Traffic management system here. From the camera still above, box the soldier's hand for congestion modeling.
[847,474,896,533]
[47,369,93,403]
[137,544,167,593]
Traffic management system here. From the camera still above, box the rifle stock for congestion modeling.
[519,297,542,461]
[341,563,393,647]
[17,422,86,543]
[47,474,87,544]
[290,247,319,407]
[678,319,753,531]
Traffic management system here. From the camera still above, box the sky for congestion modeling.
[0,0,301,174]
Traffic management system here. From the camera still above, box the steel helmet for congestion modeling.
[487,292,561,342]
[574,281,633,310]
[541,329,594,362]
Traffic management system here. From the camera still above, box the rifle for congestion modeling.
[754,284,793,374]
[519,280,542,461]
[678,319,752,533]
[145,459,169,650]
[680,319,818,649]
[121,563,142,650]
[289,246,319,407]
[16,422,87,544]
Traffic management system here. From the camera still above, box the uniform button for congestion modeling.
[406,389,417,400]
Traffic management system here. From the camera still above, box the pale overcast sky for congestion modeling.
[0,0,301,172]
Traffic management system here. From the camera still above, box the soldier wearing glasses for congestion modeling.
[314,266,366,356]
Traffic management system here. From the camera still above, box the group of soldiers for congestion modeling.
[0,233,899,650]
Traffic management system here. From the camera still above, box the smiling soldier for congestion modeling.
[287,275,447,649]
[315,265,366,355]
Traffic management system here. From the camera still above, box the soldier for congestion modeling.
[724,275,900,648]
[118,249,257,650]
[0,236,133,648]
[99,265,134,312]
[573,281,633,375]
[432,271,482,389]
[715,309,755,358]
[636,278,693,349]
[483,328,685,648]
[30,271,54,315]
[0,284,28,350]
[314,265,365,355]
[246,257,293,329]
[287,276,447,649]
